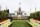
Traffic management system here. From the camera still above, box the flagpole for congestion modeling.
[30,0,31,14]
[35,1,36,12]
[6,5,7,10]
[35,0,37,12]
[6,5,7,13]
[0,5,1,11]
[35,0,37,17]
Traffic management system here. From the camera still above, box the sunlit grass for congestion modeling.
[12,20,30,27]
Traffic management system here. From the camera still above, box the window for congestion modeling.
[17,12,22,15]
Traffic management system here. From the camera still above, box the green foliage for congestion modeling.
[35,11,39,18]
[30,13,35,18]
[28,16,31,20]
[0,10,10,20]
[4,9,9,13]
[6,13,10,18]
[7,9,9,13]
[9,17,13,22]
[30,11,40,20]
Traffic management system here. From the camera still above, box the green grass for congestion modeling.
[12,20,30,27]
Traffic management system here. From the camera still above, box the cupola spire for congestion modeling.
[19,2,21,11]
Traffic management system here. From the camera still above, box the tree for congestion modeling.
[30,13,35,18]
[6,13,10,18]
[30,11,40,20]
[35,11,39,19]
[0,11,2,20]
[0,10,10,20]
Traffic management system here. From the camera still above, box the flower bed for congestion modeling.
[0,19,12,27]
[28,22,37,27]
[5,22,12,27]
[29,18,40,27]
[0,19,10,24]
[0,18,9,22]
[30,18,40,23]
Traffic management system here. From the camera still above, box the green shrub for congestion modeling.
[0,10,10,20]
[30,11,40,20]
[30,13,35,18]
[28,16,31,20]
[9,17,13,22]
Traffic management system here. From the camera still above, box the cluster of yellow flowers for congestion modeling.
[0,19,12,27]
[30,19,40,23]
[28,22,37,27]
[0,19,10,24]
[5,22,12,27]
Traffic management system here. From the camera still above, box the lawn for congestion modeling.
[11,20,30,27]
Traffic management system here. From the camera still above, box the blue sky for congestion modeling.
[0,0,40,16]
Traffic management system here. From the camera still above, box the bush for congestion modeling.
[30,13,35,18]
[28,16,31,20]
[30,11,40,20]
[9,17,13,22]
[0,10,10,20]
